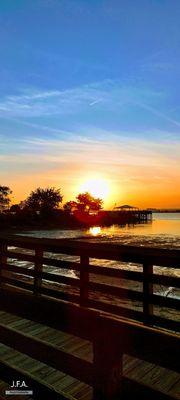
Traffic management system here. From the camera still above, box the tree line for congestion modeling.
[0,185,103,216]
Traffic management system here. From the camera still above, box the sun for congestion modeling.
[78,177,110,200]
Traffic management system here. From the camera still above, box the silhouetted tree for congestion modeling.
[0,186,12,212]
[10,204,21,213]
[63,201,77,213]
[24,187,63,215]
[74,192,103,213]
[63,193,103,214]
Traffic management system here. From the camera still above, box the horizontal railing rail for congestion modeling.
[0,234,179,263]
[0,234,179,333]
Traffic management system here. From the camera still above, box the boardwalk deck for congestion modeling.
[0,310,179,400]
[0,236,179,399]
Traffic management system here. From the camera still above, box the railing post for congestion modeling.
[143,263,153,324]
[0,242,7,291]
[93,329,123,399]
[34,248,43,296]
[80,254,89,306]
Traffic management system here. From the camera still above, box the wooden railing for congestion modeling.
[0,235,179,332]
[0,235,179,399]
[0,287,179,400]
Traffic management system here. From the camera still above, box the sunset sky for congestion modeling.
[0,0,180,208]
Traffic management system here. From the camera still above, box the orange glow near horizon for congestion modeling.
[2,131,180,210]
[6,163,180,210]
[8,173,180,210]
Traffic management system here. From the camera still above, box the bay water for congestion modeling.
[14,213,180,323]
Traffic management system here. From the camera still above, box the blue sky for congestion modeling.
[0,0,180,206]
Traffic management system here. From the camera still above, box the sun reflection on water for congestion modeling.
[89,226,101,236]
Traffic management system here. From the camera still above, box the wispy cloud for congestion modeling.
[1,79,179,134]
[89,98,103,106]
[0,79,180,139]
[1,116,75,137]
[2,131,180,168]
[0,82,106,117]
[134,101,180,129]
[0,79,162,118]
[1,131,179,206]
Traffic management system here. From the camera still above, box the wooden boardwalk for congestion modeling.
[0,235,179,399]
[0,310,179,400]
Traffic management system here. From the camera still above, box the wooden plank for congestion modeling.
[2,324,177,400]
[40,286,80,303]
[0,358,75,400]
[36,329,72,345]
[5,251,35,263]
[0,342,89,400]
[1,345,91,400]
[147,314,180,333]
[1,277,33,292]
[122,377,177,400]
[123,355,142,374]
[0,302,179,399]
[0,288,179,377]
[2,264,35,277]
[87,298,143,321]
[42,257,80,271]
[0,311,23,325]
[124,357,155,382]
[88,281,143,301]
[169,378,180,398]
[138,364,180,395]
[88,265,143,281]
[0,288,179,363]
[0,323,93,385]
[41,271,79,287]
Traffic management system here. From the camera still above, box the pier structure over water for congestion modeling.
[96,209,152,226]
[0,235,179,400]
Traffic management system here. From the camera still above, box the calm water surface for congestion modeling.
[22,213,180,249]
[16,213,180,316]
